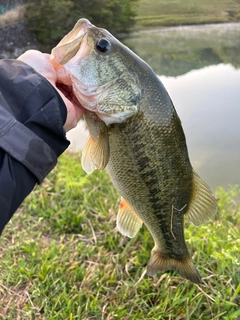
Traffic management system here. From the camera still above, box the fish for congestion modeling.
[50,18,218,284]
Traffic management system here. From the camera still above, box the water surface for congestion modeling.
[161,64,240,191]
[68,23,240,191]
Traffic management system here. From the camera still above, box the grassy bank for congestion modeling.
[134,0,240,30]
[0,153,239,319]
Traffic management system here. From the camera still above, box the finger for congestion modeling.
[18,50,57,83]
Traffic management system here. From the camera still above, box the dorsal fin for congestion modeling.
[117,198,143,238]
[186,171,218,226]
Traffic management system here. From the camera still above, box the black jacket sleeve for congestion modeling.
[0,59,70,233]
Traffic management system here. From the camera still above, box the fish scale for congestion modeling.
[51,18,218,283]
[107,111,191,256]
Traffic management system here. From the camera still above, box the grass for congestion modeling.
[134,0,240,29]
[0,152,239,319]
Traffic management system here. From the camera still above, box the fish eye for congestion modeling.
[96,39,111,53]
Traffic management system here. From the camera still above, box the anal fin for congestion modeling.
[117,198,143,238]
[146,246,201,284]
[186,171,218,226]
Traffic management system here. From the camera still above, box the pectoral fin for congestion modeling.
[186,171,218,226]
[81,130,110,174]
[81,135,96,174]
[117,198,143,238]
[90,129,110,170]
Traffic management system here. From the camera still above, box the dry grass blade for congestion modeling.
[0,5,25,25]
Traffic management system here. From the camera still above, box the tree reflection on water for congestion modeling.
[123,23,240,76]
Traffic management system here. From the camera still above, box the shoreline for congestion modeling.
[118,21,240,38]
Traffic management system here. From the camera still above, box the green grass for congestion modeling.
[0,152,239,319]
[134,0,240,29]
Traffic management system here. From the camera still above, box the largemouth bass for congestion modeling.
[51,19,218,284]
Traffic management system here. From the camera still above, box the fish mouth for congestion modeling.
[50,19,93,114]
[50,19,92,66]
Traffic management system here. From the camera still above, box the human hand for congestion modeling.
[17,50,84,132]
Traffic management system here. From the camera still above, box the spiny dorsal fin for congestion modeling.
[90,129,110,170]
[117,197,143,238]
[186,171,218,226]
[81,135,96,174]
[146,246,201,284]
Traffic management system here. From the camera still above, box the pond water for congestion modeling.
[67,23,240,192]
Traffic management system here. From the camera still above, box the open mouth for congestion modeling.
[50,19,95,114]
[56,82,86,112]
[50,19,91,66]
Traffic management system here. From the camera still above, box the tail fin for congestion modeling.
[146,248,201,284]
